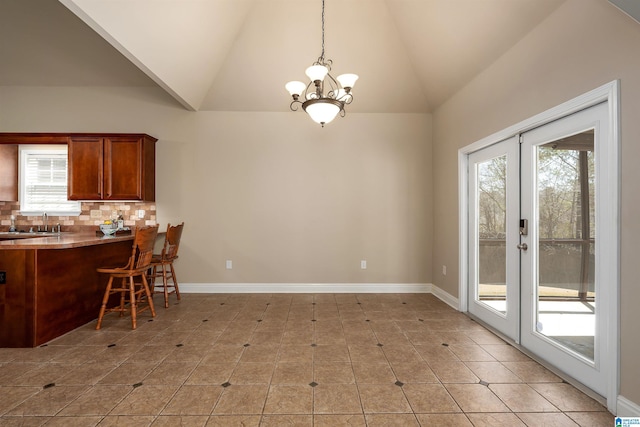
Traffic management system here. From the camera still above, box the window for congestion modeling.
[19,145,81,215]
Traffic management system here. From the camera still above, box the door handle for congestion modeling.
[517,243,528,251]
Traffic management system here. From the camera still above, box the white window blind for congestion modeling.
[19,146,81,215]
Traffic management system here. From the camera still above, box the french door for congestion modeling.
[467,100,616,401]
[520,102,611,397]
[468,137,520,341]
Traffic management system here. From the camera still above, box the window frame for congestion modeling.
[19,145,81,216]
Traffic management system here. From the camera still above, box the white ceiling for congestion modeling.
[2,0,571,113]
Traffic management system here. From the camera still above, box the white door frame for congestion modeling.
[458,80,620,412]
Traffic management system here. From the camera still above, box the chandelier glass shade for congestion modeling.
[285,0,358,127]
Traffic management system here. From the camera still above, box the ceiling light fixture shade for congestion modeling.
[285,81,307,99]
[336,74,359,91]
[303,98,342,125]
[285,0,358,127]
[305,65,329,82]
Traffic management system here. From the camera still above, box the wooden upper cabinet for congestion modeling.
[68,136,103,200]
[0,145,18,201]
[104,136,154,200]
[0,132,156,202]
[68,134,156,201]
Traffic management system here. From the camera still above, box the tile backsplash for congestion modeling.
[0,201,156,232]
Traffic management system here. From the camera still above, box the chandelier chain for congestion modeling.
[320,0,325,62]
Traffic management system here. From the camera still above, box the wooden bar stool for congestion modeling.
[96,225,159,330]
[148,222,184,308]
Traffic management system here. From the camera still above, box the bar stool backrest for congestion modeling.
[162,222,184,262]
[130,225,159,271]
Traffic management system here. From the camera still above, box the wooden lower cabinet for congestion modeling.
[0,240,132,347]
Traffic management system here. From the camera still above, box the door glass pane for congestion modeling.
[536,130,595,361]
[477,155,507,314]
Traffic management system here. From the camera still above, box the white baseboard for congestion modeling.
[430,284,460,309]
[617,395,640,417]
[179,283,432,294]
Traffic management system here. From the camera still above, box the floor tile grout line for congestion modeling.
[257,299,285,418]
[0,294,610,424]
[334,298,367,419]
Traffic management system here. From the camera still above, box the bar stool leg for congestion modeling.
[162,264,170,308]
[129,276,137,329]
[149,265,157,296]
[119,278,126,317]
[142,275,157,317]
[170,262,181,301]
[96,276,114,330]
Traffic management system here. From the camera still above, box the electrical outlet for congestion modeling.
[442,265,447,275]
[361,260,367,269]
[138,210,145,219]
[226,260,233,270]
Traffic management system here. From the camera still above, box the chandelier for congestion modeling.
[285,0,358,127]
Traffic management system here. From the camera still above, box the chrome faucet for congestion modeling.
[42,212,48,232]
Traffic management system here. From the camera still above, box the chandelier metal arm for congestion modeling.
[289,100,302,111]
[301,98,343,112]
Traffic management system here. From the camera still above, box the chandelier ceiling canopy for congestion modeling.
[285,0,358,127]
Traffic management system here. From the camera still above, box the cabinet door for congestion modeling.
[68,137,103,200]
[104,136,142,200]
[0,145,18,201]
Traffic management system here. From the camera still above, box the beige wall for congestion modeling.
[431,0,640,406]
[0,86,433,286]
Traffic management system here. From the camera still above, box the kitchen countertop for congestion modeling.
[0,231,134,250]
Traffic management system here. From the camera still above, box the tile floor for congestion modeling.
[0,293,614,426]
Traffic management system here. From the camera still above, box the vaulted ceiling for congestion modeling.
[1,0,581,113]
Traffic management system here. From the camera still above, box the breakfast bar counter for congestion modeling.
[0,233,135,347]
[0,232,134,248]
